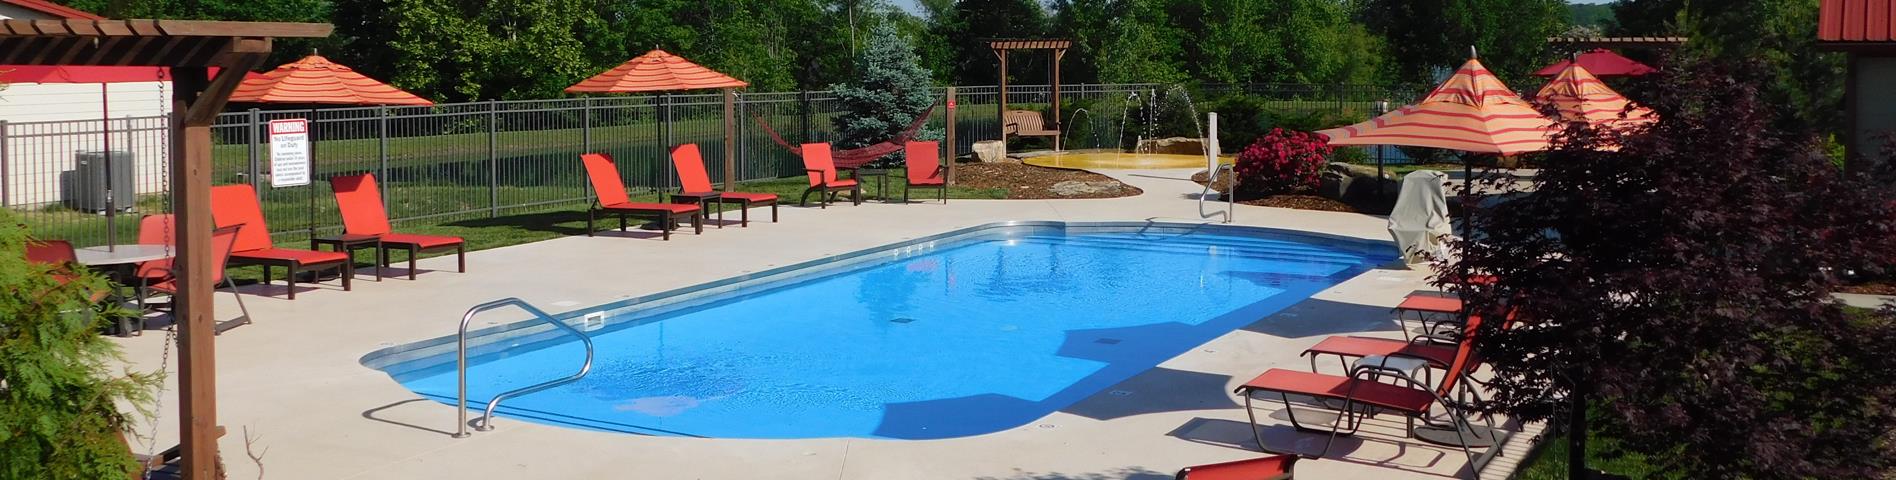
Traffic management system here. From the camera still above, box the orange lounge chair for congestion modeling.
[210,184,352,299]
[670,144,778,227]
[331,173,467,279]
[1235,315,1496,467]
[798,143,861,208]
[580,153,703,240]
[1175,454,1298,480]
[137,223,252,333]
[902,140,947,204]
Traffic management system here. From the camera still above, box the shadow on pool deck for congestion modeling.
[1238,297,1406,339]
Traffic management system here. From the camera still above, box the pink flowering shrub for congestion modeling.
[1232,128,1335,196]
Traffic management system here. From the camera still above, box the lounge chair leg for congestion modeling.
[262,265,272,288]
[852,186,862,205]
[771,202,778,222]
[457,244,466,272]
[740,201,749,227]
[586,209,596,237]
[904,183,910,203]
[693,213,703,234]
[660,214,671,241]
[225,276,251,328]
[1245,392,1266,452]
[341,262,352,291]
[286,265,297,300]
[619,213,627,232]
[408,245,419,280]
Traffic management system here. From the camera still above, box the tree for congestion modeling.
[1456,56,1896,478]
[1357,0,1568,83]
[830,23,941,163]
[0,216,157,480]
[1094,0,1187,84]
[932,0,1049,85]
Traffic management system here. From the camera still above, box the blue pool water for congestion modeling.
[369,224,1393,440]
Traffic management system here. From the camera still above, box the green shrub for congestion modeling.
[0,213,155,480]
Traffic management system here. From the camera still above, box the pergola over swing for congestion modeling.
[988,38,1071,150]
[0,18,334,480]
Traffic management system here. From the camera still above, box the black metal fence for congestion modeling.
[5,83,1421,247]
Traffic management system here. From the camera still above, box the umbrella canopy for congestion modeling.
[230,54,432,106]
[565,49,749,93]
[1318,58,1555,155]
[1534,63,1656,129]
[1533,49,1656,77]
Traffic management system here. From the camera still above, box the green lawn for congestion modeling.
[1515,430,1670,480]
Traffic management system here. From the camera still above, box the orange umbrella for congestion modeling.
[1534,63,1655,130]
[1318,58,1555,155]
[231,54,432,106]
[565,49,748,93]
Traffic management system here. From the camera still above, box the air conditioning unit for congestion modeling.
[63,150,135,213]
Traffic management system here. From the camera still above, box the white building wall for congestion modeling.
[0,4,57,19]
[0,82,175,207]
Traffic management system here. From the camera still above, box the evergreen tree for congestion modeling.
[830,23,941,165]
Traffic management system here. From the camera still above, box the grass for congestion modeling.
[1515,430,1671,480]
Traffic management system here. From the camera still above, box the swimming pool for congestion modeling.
[364,222,1396,440]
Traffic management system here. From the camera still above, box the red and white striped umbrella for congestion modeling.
[1318,58,1556,155]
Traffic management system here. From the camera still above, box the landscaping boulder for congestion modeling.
[1321,162,1400,201]
[972,140,1007,163]
[1050,180,1119,196]
[1134,137,1208,155]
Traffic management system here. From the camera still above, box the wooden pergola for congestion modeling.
[989,39,1071,150]
[0,18,333,480]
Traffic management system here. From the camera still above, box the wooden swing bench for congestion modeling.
[1003,109,1059,139]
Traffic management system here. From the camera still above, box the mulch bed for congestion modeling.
[1189,170,1361,213]
[1841,282,1896,296]
[954,161,1142,199]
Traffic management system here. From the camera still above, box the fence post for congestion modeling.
[247,108,261,198]
[378,106,390,210]
[307,108,318,239]
[944,87,956,185]
[660,93,673,192]
[0,120,9,208]
[581,97,593,200]
[799,90,813,143]
[488,100,499,218]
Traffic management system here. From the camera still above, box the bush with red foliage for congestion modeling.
[1232,128,1334,197]
[1456,56,1896,478]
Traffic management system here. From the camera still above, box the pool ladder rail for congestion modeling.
[454,297,595,438]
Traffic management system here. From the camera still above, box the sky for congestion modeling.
[889,0,1612,17]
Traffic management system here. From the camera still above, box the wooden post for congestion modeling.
[1051,48,1065,151]
[723,88,736,190]
[174,43,269,480]
[995,48,1008,141]
[945,86,957,185]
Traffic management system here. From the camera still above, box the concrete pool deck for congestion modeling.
[111,169,1540,480]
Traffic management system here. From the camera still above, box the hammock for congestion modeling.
[754,104,938,169]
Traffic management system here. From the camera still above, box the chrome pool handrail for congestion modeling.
[454,297,595,438]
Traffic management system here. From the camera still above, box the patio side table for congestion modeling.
[670,191,725,229]
[75,244,175,337]
[855,168,894,202]
[311,233,382,282]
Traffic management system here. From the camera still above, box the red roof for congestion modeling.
[0,65,260,83]
[566,50,748,94]
[230,55,432,106]
[1533,49,1656,77]
[1,0,103,20]
[1820,0,1896,43]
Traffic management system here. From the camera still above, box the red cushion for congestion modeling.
[721,192,778,202]
[1304,336,1454,368]
[825,179,858,188]
[232,247,349,266]
[380,233,464,249]
[1396,294,1462,314]
[602,202,699,213]
[1238,369,1435,413]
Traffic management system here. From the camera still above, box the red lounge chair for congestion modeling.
[799,143,861,208]
[210,184,352,299]
[903,140,947,204]
[330,173,467,280]
[580,153,703,240]
[1175,454,1298,480]
[1306,309,1520,376]
[1235,315,1495,467]
[670,144,778,227]
[138,224,252,333]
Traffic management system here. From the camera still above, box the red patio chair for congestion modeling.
[798,143,861,208]
[138,224,252,332]
[132,214,175,289]
[210,184,352,299]
[1235,315,1496,468]
[330,173,467,280]
[670,144,778,227]
[903,140,947,204]
[1175,454,1298,480]
[25,239,106,303]
[580,153,703,240]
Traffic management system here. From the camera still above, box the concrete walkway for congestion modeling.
[111,169,1538,480]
